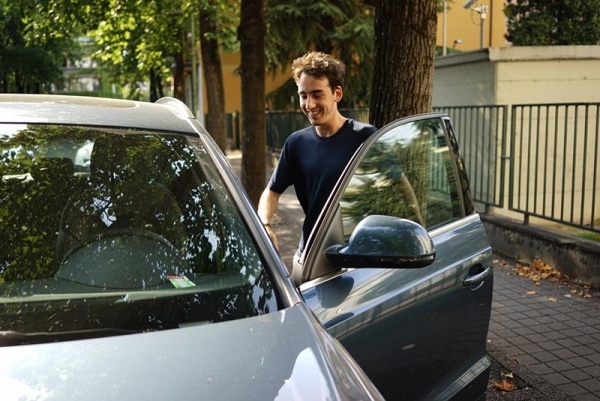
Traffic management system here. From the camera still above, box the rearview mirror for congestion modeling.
[325,215,435,269]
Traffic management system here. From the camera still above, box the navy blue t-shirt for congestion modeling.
[268,119,377,249]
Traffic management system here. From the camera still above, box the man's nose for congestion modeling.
[305,96,316,109]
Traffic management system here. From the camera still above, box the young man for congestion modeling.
[258,51,377,253]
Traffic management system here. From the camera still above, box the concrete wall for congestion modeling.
[433,46,600,282]
[433,46,600,106]
[433,46,600,226]
[482,214,600,287]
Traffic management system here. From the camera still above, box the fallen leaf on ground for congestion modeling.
[510,259,596,298]
[493,372,516,392]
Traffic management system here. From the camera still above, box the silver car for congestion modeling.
[0,94,493,400]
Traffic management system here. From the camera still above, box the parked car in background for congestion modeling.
[0,94,493,401]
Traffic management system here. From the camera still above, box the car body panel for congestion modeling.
[300,114,493,400]
[302,216,493,400]
[0,94,381,401]
[0,303,382,401]
[0,96,492,401]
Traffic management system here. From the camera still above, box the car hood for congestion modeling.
[0,303,381,401]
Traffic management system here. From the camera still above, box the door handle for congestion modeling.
[463,265,492,289]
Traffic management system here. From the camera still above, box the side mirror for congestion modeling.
[325,215,435,269]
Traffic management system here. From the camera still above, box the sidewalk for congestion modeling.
[487,261,600,401]
[226,151,600,400]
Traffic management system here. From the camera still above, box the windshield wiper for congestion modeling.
[0,328,144,347]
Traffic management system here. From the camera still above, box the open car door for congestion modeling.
[297,114,494,401]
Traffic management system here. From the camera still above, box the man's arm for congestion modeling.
[257,188,281,250]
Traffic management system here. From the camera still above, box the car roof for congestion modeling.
[0,94,200,134]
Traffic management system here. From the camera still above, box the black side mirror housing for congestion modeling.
[325,215,435,269]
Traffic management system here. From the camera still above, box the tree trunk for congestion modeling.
[200,7,227,152]
[239,0,266,207]
[149,69,164,102]
[173,48,185,102]
[370,0,437,128]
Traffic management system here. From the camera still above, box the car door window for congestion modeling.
[339,117,462,236]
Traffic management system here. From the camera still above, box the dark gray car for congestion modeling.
[0,94,492,400]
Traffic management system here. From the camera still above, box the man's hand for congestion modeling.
[264,224,279,251]
[258,188,282,251]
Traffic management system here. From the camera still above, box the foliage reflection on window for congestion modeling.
[0,124,277,333]
[340,118,462,238]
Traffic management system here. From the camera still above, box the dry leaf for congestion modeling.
[525,290,536,295]
[548,297,557,302]
[493,372,516,392]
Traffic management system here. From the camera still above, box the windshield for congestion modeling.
[0,124,278,341]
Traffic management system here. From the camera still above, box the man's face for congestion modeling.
[297,73,342,127]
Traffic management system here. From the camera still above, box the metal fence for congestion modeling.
[226,102,600,234]
[433,105,508,210]
[509,103,600,232]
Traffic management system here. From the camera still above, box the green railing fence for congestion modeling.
[224,102,600,234]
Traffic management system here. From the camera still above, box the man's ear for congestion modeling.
[334,86,343,102]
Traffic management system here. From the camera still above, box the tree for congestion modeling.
[89,0,192,101]
[239,0,266,206]
[506,0,600,46]
[264,0,375,109]
[199,0,239,152]
[0,0,78,93]
[369,0,437,128]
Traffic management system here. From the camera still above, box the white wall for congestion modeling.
[433,46,600,227]
[433,46,600,107]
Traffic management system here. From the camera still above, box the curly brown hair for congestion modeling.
[291,51,346,91]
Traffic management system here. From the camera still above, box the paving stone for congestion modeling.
[556,337,586,348]
[527,363,554,376]
[512,326,537,336]
[530,350,561,363]
[557,382,587,397]
[543,331,568,341]
[507,335,532,347]
[545,372,572,386]
[561,327,586,337]
[553,347,580,360]
[548,321,571,331]
[538,340,565,352]
[487,260,600,400]
[579,378,600,393]
[546,359,576,372]
[512,353,539,366]
[570,344,596,356]
[573,393,600,401]
[561,369,593,382]
[565,356,597,369]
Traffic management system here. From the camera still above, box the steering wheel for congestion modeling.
[56,228,190,290]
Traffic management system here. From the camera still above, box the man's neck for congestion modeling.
[315,113,347,138]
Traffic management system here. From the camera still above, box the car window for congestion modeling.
[0,124,278,338]
[340,117,463,237]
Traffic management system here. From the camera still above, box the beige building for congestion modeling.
[214,0,510,114]
[436,0,508,53]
